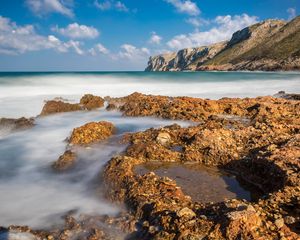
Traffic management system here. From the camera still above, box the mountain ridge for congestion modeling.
[145,16,300,71]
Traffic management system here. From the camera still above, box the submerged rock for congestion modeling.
[0,117,34,131]
[40,100,81,116]
[69,121,115,145]
[52,150,76,171]
[274,91,300,100]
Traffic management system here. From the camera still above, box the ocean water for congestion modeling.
[0,71,299,118]
[0,71,299,229]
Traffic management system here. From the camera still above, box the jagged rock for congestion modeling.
[274,91,300,100]
[52,150,76,170]
[40,94,105,116]
[80,94,104,110]
[69,121,115,145]
[106,103,117,111]
[0,117,34,131]
[146,17,300,71]
[40,101,81,116]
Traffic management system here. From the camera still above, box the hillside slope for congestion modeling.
[146,16,300,71]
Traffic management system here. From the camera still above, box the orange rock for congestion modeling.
[80,94,104,110]
[40,101,82,116]
[69,121,115,145]
[52,150,76,170]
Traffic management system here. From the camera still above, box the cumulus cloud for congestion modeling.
[118,44,150,60]
[165,0,200,16]
[89,43,109,56]
[52,23,99,39]
[287,8,296,20]
[167,14,258,50]
[25,0,74,18]
[0,16,84,55]
[149,32,162,44]
[94,0,129,12]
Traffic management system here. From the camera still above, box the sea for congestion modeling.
[0,71,299,229]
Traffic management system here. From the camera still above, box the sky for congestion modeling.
[0,0,299,71]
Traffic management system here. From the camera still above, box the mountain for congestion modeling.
[145,16,300,71]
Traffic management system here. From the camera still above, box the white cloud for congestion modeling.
[52,23,99,39]
[0,16,84,55]
[287,8,296,20]
[89,43,110,55]
[25,0,74,18]
[118,44,150,60]
[94,0,129,12]
[167,14,258,50]
[185,17,209,27]
[149,32,162,44]
[165,0,200,16]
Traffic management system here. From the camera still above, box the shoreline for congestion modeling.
[0,92,299,239]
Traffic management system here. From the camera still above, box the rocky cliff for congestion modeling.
[146,16,300,71]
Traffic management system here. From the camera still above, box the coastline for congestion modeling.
[0,92,299,239]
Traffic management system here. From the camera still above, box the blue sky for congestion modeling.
[0,0,299,71]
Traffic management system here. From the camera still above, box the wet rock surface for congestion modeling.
[135,163,253,203]
[52,121,115,171]
[0,117,34,131]
[103,92,300,239]
[80,94,105,110]
[2,92,300,239]
[52,150,77,171]
[40,94,105,116]
[69,121,115,145]
[40,100,82,116]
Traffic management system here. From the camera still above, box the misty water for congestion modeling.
[0,72,299,229]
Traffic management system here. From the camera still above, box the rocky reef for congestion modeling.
[102,92,300,239]
[2,92,299,239]
[0,117,34,131]
[146,16,300,71]
[40,94,104,116]
[52,121,115,171]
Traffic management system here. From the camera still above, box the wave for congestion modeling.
[0,72,299,118]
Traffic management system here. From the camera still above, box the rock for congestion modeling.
[52,150,76,170]
[275,218,285,229]
[156,132,171,145]
[177,207,196,219]
[146,18,300,72]
[40,100,82,116]
[0,117,34,131]
[80,94,105,110]
[69,121,115,145]
[274,91,300,100]
[284,216,296,225]
[106,103,117,111]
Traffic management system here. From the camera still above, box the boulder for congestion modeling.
[0,117,34,130]
[40,101,82,116]
[69,121,115,145]
[52,150,76,170]
[80,94,105,110]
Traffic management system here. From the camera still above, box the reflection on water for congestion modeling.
[135,162,257,203]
